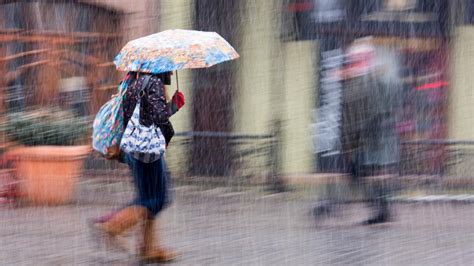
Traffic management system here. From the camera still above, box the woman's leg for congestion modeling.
[130,155,167,216]
[89,154,149,252]
[89,205,148,253]
[90,155,177,261]
[96,154,163,223]
[139,157,178,262]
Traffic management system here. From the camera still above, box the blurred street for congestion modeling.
[2,1,474,265]
[1,184,473,265]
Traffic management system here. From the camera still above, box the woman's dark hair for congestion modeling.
[157,72,172,85]
[127,71,172,85]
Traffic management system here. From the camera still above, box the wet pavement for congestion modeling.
[1,186,473,265]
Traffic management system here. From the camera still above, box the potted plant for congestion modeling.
[1,108,91,205]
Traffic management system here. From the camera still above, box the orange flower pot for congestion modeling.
[7,145,90,205]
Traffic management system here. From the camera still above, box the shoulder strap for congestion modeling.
[137,74,152,102]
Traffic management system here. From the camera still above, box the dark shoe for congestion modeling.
[313,205,331,217]
[362,212,391,225]
[313,201,334,221]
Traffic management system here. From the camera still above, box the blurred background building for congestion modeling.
[2,0,474,182]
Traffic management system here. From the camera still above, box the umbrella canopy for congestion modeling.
[114,29,240,74]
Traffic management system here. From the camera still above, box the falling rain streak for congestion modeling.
[0,1,473,265]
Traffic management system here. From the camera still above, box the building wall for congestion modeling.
[449,26,474,140]
[444,26,474,177]
[234,1,280,136]
[74,0,192,175]
[158,0,194,176]
[235,1,317,176]
[158,0,318,176]
[90,0,319,176]
[56,1,474,177]
[81,0,160,39]
[280,41,318,175]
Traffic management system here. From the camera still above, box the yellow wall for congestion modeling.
[159,0,194,175]
[234,1,278,135]
[443,26,474,177]
[450,26,474,140]
[235,1,317,175]
[281,41,318,175]
[156,0,319,176]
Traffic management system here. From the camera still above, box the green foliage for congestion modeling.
[1,108,90,146]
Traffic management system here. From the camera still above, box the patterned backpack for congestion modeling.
[92,78,130,158]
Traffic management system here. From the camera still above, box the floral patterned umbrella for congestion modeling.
[114,29,240,74]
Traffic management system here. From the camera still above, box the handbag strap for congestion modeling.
[132,74,153,126]
[136,74,153,103]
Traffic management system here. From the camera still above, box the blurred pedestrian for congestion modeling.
[315,42,402,225]
[343,74,401,223]
[90,71,185,263]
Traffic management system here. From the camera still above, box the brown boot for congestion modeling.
[141,218,179,263]
[90,206,148,252]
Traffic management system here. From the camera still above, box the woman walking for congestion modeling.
[91,71,184,263]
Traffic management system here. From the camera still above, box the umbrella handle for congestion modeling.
[175,70,179,92]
